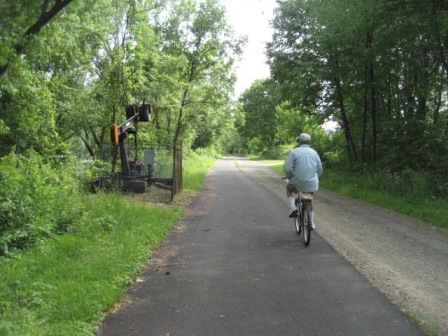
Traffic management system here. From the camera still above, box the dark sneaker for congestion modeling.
[289,208,298,218]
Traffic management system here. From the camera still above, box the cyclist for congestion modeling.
[285,133,323,229]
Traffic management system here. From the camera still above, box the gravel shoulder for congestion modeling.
[236,158,448,336]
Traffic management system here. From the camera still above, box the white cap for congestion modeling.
[296,133,311,142]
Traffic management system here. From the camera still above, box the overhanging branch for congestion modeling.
[0,0,75,80]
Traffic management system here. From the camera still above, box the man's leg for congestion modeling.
[309,200,316,229]
[308,201,314,212]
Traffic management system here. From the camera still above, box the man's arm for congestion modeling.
[316,153,323,177]
[284,151,295,178]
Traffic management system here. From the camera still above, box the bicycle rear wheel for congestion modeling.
[302,203,311,246]
[294,216,301,235]
[294,198,301,235]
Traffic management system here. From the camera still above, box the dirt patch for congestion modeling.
[125,185,173,204]
[236,158,448,336]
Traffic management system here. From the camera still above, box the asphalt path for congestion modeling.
[99,158,424,336]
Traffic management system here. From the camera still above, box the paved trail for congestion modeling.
[236,158,448,336]
[100,158,425,336]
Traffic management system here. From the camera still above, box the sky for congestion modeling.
[220,1,338,130]
[220,0,277,97]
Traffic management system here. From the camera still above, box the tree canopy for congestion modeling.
[2,0,448,196]
[262,0,446,187]
[0,0,244,158]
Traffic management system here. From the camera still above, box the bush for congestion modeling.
[258,145,291,160]
[0,151,82,257]
[320,167,448,228]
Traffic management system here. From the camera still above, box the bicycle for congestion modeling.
[283,178,312,246]
[294,192,313,246]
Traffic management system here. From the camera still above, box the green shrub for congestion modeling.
[320,169,448,228]
[258,145,291,160]
[193,146,219,158]
[0,151,82,256]
[83,158,111,181]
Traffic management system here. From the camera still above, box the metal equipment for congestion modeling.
[108,104,152,193]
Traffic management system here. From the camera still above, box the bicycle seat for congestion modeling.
[300,193,313,202]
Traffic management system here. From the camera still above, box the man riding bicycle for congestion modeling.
[285,133,323,229]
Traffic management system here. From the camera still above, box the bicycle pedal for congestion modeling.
[289,209,298,217]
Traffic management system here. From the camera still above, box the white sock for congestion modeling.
[288,197,296,208]
[310,211,315,223]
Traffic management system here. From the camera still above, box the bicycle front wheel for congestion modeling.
[302,204,311,246]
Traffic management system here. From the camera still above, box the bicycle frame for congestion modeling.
[295,193,312,246]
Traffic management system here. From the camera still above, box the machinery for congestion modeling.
[90,104,175,195]
[107,104,153,193]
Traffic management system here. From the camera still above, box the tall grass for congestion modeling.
[320,170,448,228]
[0,194,182,335]
[0,151,83,256]
[182,151,218,190]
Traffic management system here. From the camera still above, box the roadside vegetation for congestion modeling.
[0,152,217,336]
[235,0,448,237]
[267,161,448,230]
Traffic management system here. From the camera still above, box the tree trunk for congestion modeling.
[362,65,368,164]
[369,60,377,166]
[173,88,188,147]
[331,51,357,163]
[81,133,95,158]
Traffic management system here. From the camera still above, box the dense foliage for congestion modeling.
[0,0,244,159]
[237,78,329,156]
[0,151,83,256]
[0,0,243,256]
[0,153,213,335]
[238,0,448,197]
[2,0,448,255]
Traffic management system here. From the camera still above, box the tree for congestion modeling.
[237,79,280,152]
[0,0,75,80]
[275,100,316,144]
[153,0,244,147]
[267,0,448,183]
[0,0,244,162]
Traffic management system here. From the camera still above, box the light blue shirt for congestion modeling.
[285,144,323,192]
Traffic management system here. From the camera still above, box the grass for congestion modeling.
[0,195,182,335]
[0,155,217,336]
[408,311,440,336]
[264,161,284,175]
[183,156,217,190]
[256,159,284,166]
[265,161,448,229]
[321,170,448,229]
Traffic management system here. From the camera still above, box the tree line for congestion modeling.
[2,0,448,255]
[238,0,448,197]
[0,0,244,159]
[0,0,245,256]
